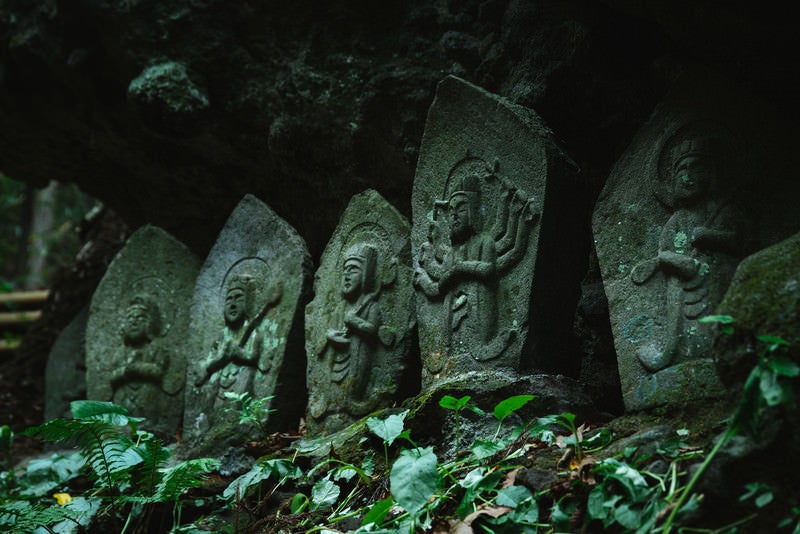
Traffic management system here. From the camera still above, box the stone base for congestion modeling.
[626,358,725,411]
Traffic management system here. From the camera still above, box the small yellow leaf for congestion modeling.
[53,493,72,506]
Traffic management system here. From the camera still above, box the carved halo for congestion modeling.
[655,120,743,208]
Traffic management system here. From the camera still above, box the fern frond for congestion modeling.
[26,419,142,490]
[155,458,220,502]
[0,500,79,533]
[70,400,146,430]
[131,438,171,497]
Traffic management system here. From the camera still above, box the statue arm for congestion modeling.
[344,302,379,339]
[195,339,229,386]
[656,251,700,279]
[413,265,441,298]
[231,333,262,366]
[124,362,164,382]
[440,237,497,289]
[691,225,739,253]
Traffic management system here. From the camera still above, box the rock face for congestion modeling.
[412,76,575,386]
[715,231,800,385]
[305,189,416,435]
[184,195,310,453]
[592,69,800,411]
[86,226,199,438]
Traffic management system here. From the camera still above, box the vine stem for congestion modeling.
[662,428,734,534]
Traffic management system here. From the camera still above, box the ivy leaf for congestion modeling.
[496,485,534,508]
[367,410,408,446]
[455,467,502,518]
[390,446,440,517]
[613,502,641,530]
[310,477,340,511]
[493,395,535,423]
[439,395,471,411]
[470,440,504,460]
[768,356,800,377]
[222,459,300,500]
[362,496,394,527]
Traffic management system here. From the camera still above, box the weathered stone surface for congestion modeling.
[412,75,572,386]
[86,226,199,438]
[714,231,800,385]
[184,195,310,453]
[592,68,800,411]
[305,189,416,435]
[45,306,88,421]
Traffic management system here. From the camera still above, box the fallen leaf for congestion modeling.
[501,467,520,488]
[53,493,72,506]
[453,504,514,531]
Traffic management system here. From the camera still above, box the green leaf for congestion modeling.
[757,335,790,348]
[768,356,800,377]
[493,395,535,422]
[594,459,650,502]
[455,467,503,518]
[587,486,611,522]
[550,496,578,531]
[310,477,340,511]
[290,493,309,514]
[0,425,13,453]
[755,491,774,508]
[470,439,504,460]
[439,395,471,411]
[496,485,533,508]
[366,410,408,446]
[389,446,440,517]
[698,314,735,324]
[222,459,300,501]
[156,457,219,502]
[70,400,142,426]
[362,496,394,527]
[613,502,641,529]
[465,404,489,416]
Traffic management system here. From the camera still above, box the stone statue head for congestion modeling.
[669,137,716,204]
[448,174,482,243]
[224,274,256,327]
[342,244,378,301]
[122,295,161,346]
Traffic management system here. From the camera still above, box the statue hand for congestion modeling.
[344,309,360,327]
[327,329,350,347]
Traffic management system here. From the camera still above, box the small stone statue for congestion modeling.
[630,135,743,371]
[111,294,180,410]
[196,273,282,406]
[305,189,413,435]
[323,244,392,403]
[414,156,538,366]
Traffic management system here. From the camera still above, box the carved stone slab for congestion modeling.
[591,70,786,410]
[86,226,199,438]
[305,189,415,435]
[412,76,555,386]
[45,306,88,421]
[184,194,310,452]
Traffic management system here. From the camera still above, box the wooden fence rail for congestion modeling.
[0,290,49,351]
